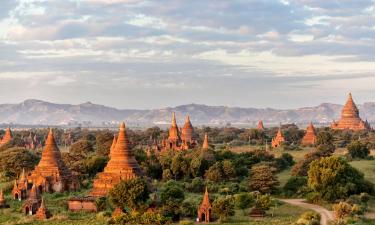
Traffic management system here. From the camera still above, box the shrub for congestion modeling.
[249,164,279,194]
[347,141,370,159]
[293,211,320,225]
[212,196,235,222]
[254,193,272,211]
[235,193,254,215]
[283,176,307,197]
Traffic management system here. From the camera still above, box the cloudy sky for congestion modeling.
[0,0,374,109]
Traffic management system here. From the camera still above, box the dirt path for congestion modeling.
[280,199,334,225]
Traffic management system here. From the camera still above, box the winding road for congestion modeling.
[280,199,334,225]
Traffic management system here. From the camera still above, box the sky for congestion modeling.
[0,0,374,109]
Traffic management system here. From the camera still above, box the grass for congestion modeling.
[350,160,375,184]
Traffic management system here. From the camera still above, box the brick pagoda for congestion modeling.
[331,93,371,131]
[90,122,143,197]
[257,120,265,130]
[27,129,79,193]
[35,198,51,219]
[197,187,212,223]
[181,116,198,150]
[23,184,41,215]
[202,133,209,150]
[301,122,317,145]
[271,127,285,148]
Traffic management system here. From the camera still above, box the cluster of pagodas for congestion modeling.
[1,92,371,221]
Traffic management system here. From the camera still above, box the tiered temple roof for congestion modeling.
[0,127,12,146]
[90,122,143,197]
[271,127,285,148]
[331,93,371,131]
[110,134,117,156]
[301,122,317,145]
[27,129,78,193]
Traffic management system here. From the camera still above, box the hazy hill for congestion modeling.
[0,99,374,127]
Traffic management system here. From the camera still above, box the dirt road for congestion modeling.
[280,199,334,225]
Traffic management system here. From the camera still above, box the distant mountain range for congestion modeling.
[0,99,375,127]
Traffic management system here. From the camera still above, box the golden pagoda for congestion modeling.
[90,122,143,197]
[202,133,209,150]
[331,93,371,130]
[181,115,197,149]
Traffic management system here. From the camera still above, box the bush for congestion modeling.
[347,141,370,159]
[235,193,254,215]
[283,176,307,197]
[0,148,39,179]
[293,211,320,225]
[254,193,272,211]
[212,196,235,222]
[249,164,279,194]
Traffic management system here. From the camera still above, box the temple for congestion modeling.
[202,133,209,150]
[26,129,79,193]
[110,134,117,156]
[162,113,198,151]
[331,93,371,131]
[12,169,29,200]
[257,120,265,130]
[271,127,285,148]
[35,198,51,219]
[0,189,9,208]
[90,122,143,197]
[301,122,317,145]
[197,187,212,223]
[23,184,41,215]
[0,127,12,146]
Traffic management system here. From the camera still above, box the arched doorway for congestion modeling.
[25,206,29,215]
[38,185,43,193]
[15,193,19,200]
[202,213,206,222]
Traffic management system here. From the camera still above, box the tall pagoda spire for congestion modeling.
[202,133,209,150]
[90,122,143,197]
[257,120,264,130]
[198,187,212,222]
[0,127,12,145]
[168,112,180,142]
[110,134,117,156]
[181,115,195,146]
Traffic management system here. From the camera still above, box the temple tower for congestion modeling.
[202,133,209,150]
[167,112,181,150]
[197,187,212,223]
[0,127,12,146]
[90,122,143,197]
[271,127,285,148]
[181,115,197,149]
[301,122,317,145]
[257,120,265,130]
[331,93,371,130]
[28,129,79,193]
[35,198,51,219]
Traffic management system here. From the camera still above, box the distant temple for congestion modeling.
[90,122,143,197]
[197,187,212,223]
[162,113,198,151]
[331,93,371,131]
[24,132,42,150]
[301,122,317,145]
[0,189,9,208]
[257,120,265,130]
[12,169,29,200]
[23,184,41,215]
[271,127,285,148]
[202,133,209,150]
[0,127,12,146]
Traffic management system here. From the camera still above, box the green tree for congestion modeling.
[205,162,224,182]
[249,164,279,194]
[96,131,114,156]
[347,141,369,159]
[235,193,254,215]
[160,180,185,204]
[212,196,235,222]
[0,148,39,179]
[308,156,373,201]
[109,178,150,211]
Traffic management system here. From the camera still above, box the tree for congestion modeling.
[254,193,273,211]
[222,160,236,179]
[333,202,352,220]
[249,164,279,194]
[96,131,114,156]
[212,196,235,222]
[109,178,150,211]
[0,148,39,179]
[84,155,107,177]
[160,180,185,204]
[235,193,254,215]
[307,156,373,201]
[347,141,369,159]
[293,211,320,225]
[205,162,224,182]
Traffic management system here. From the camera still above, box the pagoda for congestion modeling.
[202,133,209,150]
[164,112,181,150]
[12,168,29,200]
[257,120,265,130]
[90,122,143,197]
[23,184,41,215]
[0,127,12,146]
[27,129,79,193]
[301,122,317,145]
[181,115,198,150]
[110,134,117,156]
[331,93,371,131]
[35,198,51,219]
[197,187,212,223]
[271,127,285,148]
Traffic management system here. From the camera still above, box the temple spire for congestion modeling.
[171,112,177,127]
[202,133,209,150]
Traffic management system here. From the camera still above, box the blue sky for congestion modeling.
[0,0,374,109]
